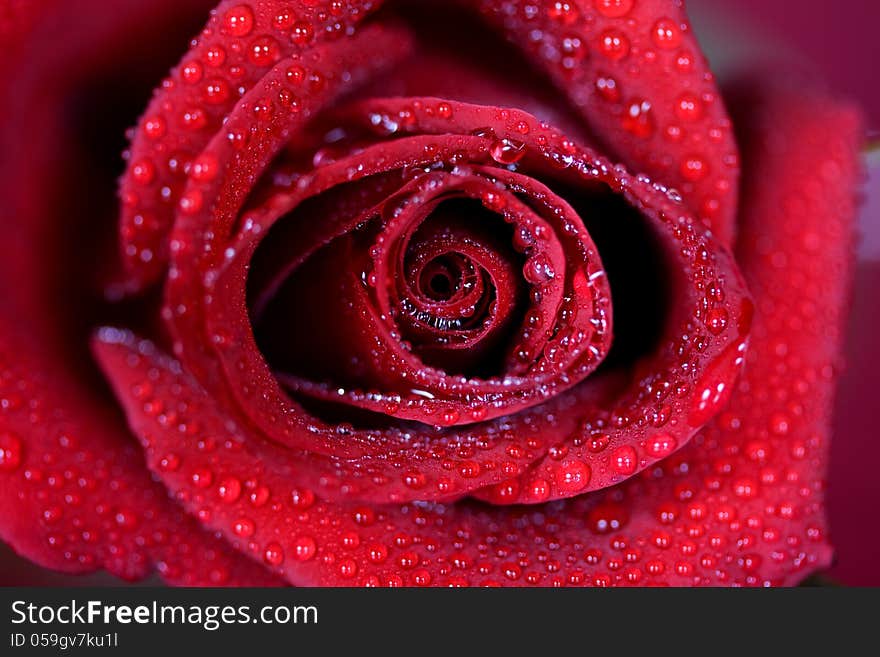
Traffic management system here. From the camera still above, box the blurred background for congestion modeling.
[1,0,877,585]
[693,0,880,587]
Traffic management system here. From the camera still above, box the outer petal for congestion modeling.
[118,0,741,295]
[117,0,386,291]
[463,0,741,242]
[723,78,863,581]
[0,323,280,585]
[0,0,280,585]
[95,77,861,586]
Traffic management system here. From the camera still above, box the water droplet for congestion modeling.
[291,21,315,45]
[689,340,748,427]
[490,137,527,164]
[647,433,677,458]
[181,60,203,84]
[556,460,591,494]
[612,445,637,474]
[547,1,580,24]
[273,9,294,31]
[587,432,611,453]
[524,255,555,284]
[368,543,388,563]
[202,78,230,105]
[595,76,620,102]
[232,517,255,538]
[597,29,630,60]
[248,485,270,507]
[705,307,729,335]
[594,0,633,18]
[204,44,227,68]
[470,406,487,421]
[191,154,219,181]
[218,477,242,503]
[587,502,629,534]
[652,18,682,49]
[131,159,156,185]
[143,116,166,139]
[178,189,203,215]
[157,452,180,472]
[770,412,791,436]
[294,536,317,561]
[263,542,284,566]
[680,155,709,181]
[527,478,551,502]
[42,506,63,523]
[290,487,315,509]
[190,468,214,488]
[622,100,654,138]
[675,93,704,121]
[248,36,280,67]
[0,432,23,471]
[338,559,358,578]
[223,5,255,37]
[114,508,140,530]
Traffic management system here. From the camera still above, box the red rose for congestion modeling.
[0,0,863,586]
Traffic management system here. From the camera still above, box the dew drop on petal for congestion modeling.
[0,432,23,471]
[689,340,748,427]
[218,477,242,503]
[263,542,284,566]
[294,536,317,561]
[652,18,682,49]
[490,138,527,164]
[556,459,592,494]
[647,433,677,458]
[622,100,654,138]
[223,4,255,37]
[612,445,637,475]
[232,517,255,538]
[594,0,633,18]
[597,29,630,60]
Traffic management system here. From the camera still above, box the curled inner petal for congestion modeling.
[255,163,611,426]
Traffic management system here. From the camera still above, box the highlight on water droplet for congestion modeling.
[689,339,748,427]
[0,431,23,471]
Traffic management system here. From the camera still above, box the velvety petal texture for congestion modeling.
[0,0,864,586]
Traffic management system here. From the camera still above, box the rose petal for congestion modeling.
[0,323,280,585]
[162,24,412,392]
[461,0,740,242]
[116,0,394,292]
[0,0,281,586]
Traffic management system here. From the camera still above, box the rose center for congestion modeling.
[422,262,458,300]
